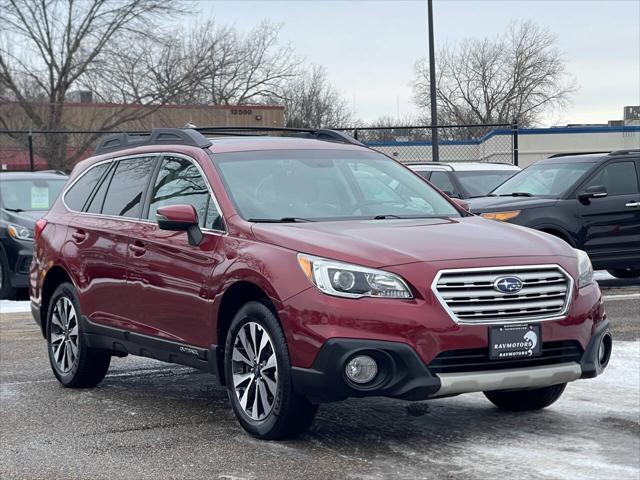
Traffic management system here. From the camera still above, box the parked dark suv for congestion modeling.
[0,171,67,298]
[31,128,610,439]
[468,151,640,279]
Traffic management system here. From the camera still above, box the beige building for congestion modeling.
[0,101,285,131]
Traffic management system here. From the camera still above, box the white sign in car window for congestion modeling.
[31,186,49,209]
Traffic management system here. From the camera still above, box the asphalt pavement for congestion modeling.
[1,281,638,480]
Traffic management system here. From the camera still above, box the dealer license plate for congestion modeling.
[489,324,541,360]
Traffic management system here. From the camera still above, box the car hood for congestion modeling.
[1,209,46,229]
[467,196,558,213]
[251,216,574,268]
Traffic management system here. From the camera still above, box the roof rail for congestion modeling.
[547,151,610,158]
[38,169,68,175]
[192,126,365,146]
[609,148,640,155]
[95,128,212,155]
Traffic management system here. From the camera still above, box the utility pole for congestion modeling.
[427,0,440,162]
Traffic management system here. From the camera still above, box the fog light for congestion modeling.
[345,355,378,384]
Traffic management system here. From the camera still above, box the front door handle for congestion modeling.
[128,243,147,256]
[625,201,640,208]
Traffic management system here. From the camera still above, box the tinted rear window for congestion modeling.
[102,158,155,218]
[85,164,115,214]
[65,163,110,211]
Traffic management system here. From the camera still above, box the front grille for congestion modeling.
[428,341,583,374]
[432,265,572,324]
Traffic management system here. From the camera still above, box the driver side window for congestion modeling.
[147,156,222,230]
[585,162,638,196]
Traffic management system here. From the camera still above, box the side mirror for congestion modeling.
[578,185,608,202]
[451,197,470,212]
[156,204,203,246]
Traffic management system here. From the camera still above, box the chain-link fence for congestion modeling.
[1,122,519,171]
[338,122,519,165]
[0,129,146,172]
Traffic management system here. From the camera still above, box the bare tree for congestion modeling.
[412,20,577,129]
[0,0,194,169]
[357,115,427,142]
[277,65,353,128]
[170,20,300,106]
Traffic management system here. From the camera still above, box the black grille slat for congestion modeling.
[428,341,583,374]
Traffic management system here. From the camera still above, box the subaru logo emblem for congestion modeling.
[494,276,523,294]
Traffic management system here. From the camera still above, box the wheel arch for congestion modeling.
[39,265,74,338]
[214,279,284,385]
[216,280,277,348]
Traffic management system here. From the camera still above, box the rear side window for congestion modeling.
[85,164,115,214]
[64,163,110,211]
[586,161,639,195]
[147,156,221,229]
[414,170,431,180]
[102,158,155,218]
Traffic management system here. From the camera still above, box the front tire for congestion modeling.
[484,383,567,411]
[607,268,640,279]
[224,301,318,440]
[46,282,111,388]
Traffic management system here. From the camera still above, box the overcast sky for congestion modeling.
[199,0,640,126]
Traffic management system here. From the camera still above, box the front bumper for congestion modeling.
[292,319,611,403]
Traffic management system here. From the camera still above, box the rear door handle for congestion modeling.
[625,201,640,208]
[128,243,147,256]
[71,230,87,243]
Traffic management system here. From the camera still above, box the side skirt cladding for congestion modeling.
[80,316,224,380]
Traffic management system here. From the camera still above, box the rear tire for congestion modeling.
[224,301,318,440]
[484,383,567,411]
[46,282,111,388]
[0,250,18,300]
[607,268,640,279]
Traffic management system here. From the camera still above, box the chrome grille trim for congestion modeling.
[431,264,574,325]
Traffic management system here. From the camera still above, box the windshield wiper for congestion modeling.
[371,214,448,220]
[497,192,533,197]
[3,207,25,212]
[248,217,316,223]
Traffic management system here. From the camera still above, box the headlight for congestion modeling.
[7,224,34,241]
[480,210,521,221]
[575,249,593,289]
[297,254,413,299]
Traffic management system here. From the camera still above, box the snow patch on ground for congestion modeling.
[594,270,616,282]
[433,341,640,480]
[0,300,31,314]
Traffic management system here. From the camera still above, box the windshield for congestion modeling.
[0,178,66,211]
[456,171,519,197]
[215,149,460,221]
[491,162,593,197]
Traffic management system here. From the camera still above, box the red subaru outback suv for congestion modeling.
[30,128,611,439]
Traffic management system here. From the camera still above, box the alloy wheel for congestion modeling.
[49,297,79,373]
[231,321,278,421]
